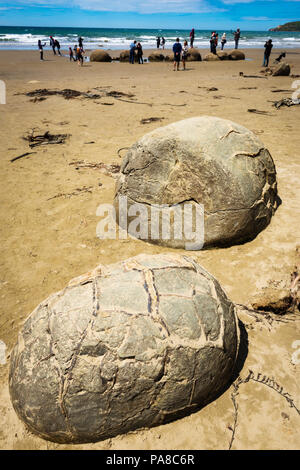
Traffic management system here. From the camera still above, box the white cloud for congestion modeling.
[73,0,225,13]
[0,0,226,13]
[0,5,23,9]
[222,0,273,3]
[242,16,272,20]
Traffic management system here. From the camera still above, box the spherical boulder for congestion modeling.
[90,50,112,62]
[204,53,220,61]
[119,50,131,62]
[148,52,165,62]
[217,51,229,60]
[186,48,202,61]
[114,116,279,249]
[228,50,245,60]
[9,254,240,444]
[272,62,290,76]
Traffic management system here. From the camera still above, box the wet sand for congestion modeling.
[0,47,299,450]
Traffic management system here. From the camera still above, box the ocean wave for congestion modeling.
[0,29,299,50]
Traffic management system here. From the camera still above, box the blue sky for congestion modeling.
[0,1,299,30]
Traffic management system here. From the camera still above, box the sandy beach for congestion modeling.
[0,46,299,450]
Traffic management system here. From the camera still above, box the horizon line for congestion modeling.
[0,25,276,32]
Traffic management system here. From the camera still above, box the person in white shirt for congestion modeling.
[182,40,188,70]
[221,33,227,50]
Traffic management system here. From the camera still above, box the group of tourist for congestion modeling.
[38,29,275,68]
[129,41,144,64]
[38,35,85,65]
[156,36,166,49]
[209,29,240,54]
[68,37,85,66]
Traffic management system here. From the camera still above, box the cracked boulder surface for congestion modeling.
[9,253,240,444]
[114,116,279,249]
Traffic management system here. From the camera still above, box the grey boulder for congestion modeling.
[228,50,245,60]
[90,50,112,62]
[148,52,165,61]
[114,116,279,249]
[204,53,220,61]
[272,62,290,76]
[9,254,240,444]
[186,48,202,61]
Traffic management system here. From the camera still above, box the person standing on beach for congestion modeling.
[73,44,78,61]
[78,36,83,49]
[173,37,182,71]
[157,36,161,49]
[50,36,56,55]
[38,40,46,61]
[161,37,166,49]
[55,39,62,56]
[69,46,74,62]
[137,42,143,64]
[263,39,273,67]
[182,40,188,70]
[190,28,195,48]
[210,32,217,54]
[129,40,137,64]
[210,32,215,53]
[215,33,219,50]
[221,33,227,50]
[234,29,240,49]
[76,45,84,66]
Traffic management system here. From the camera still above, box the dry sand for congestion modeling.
[0,47,299,450]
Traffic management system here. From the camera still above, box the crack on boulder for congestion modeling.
[220,128,242,139]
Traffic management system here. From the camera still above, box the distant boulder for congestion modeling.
[119,50,131,62]
[186,48,202,61]
[217,51,229,60]
[90,50,112,62]
[203,53,220,61]
[148,52,165,62]
[272,62,290,76]
[228,50,245,60]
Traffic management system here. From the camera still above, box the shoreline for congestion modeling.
[0,43,299,450]
[1,47,300,60]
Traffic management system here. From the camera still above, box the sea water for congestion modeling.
[0,26,300,51]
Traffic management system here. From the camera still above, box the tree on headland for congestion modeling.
[269,21,300,31]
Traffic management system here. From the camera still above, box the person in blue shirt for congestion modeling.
[129,40,137,64]
[173,37,182,71]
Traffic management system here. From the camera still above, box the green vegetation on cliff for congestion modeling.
[269,21,300,32]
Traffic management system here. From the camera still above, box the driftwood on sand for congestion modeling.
[10,152,37,163]
[69,160,120,177]
[247,108,270,115]
[140,117,164,124]
[273,98,299,109]
[47,186,93,201]
[25,88,101,100]
[23,130,70,148]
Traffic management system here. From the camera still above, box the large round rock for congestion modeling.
[228,50,245,60]
[148,52,165,61]
[90,50,112,62]
[9,254,239,444]
[114,116,278,249]
[186,48,202,61]
[204,53,220,61]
